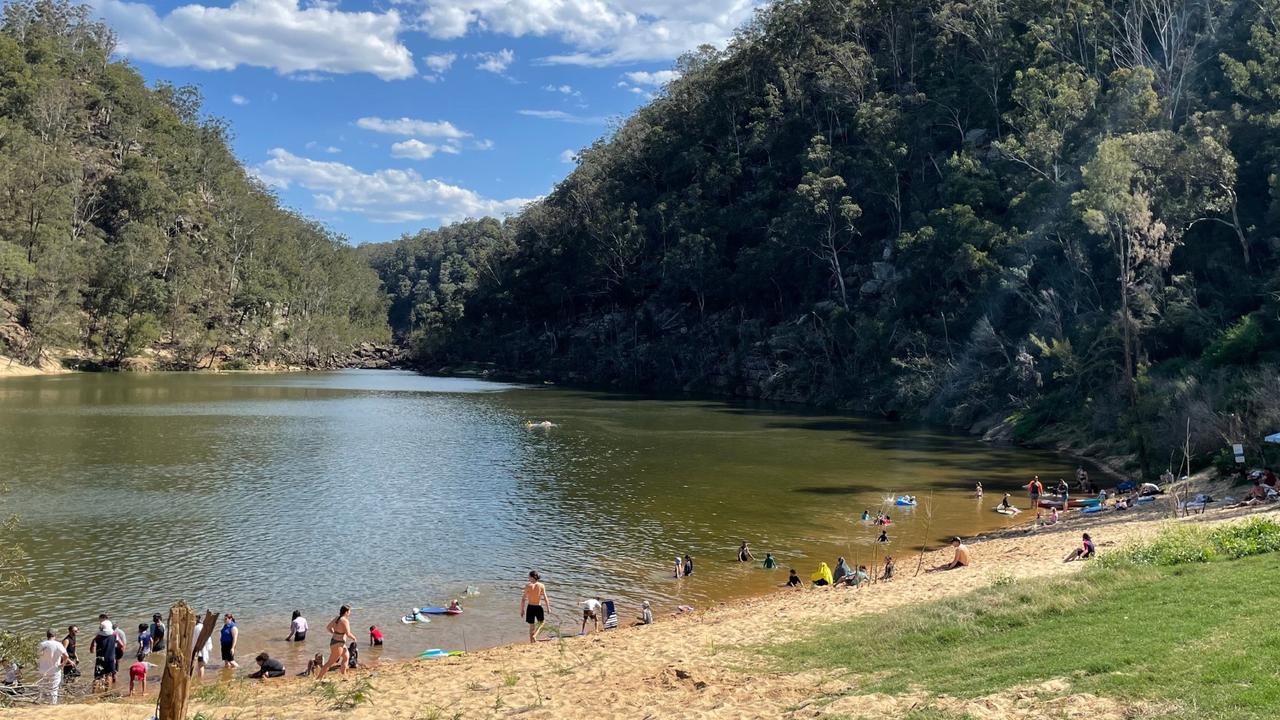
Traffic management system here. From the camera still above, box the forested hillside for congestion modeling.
[0,0,388,370]
[369,0,1280,471]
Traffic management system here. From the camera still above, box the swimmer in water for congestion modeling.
[524,421,558,428]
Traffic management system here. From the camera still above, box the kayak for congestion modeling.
[419,649,464,659]
[415,607,463,615]
[894,496,917,506]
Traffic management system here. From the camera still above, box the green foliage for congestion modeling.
[1204,314,1265,367]
[311,677,375,711]
[1103,518,1280,566]
[0,0,387,368]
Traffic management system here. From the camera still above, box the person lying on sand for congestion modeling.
[1064,533,1096,562]
[931,538,971,571]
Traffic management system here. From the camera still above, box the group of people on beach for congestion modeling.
[3,604,389,704]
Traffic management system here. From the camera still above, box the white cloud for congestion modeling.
[518,109,607,125]
[475,48,515,74]
[324,146,341,154]
[391,139,443,159]
[414,0,763,66]
[95,0,416,80]
[473,139,495,150]
[356,117,470,139]
[230,94,249,105]
[623,70,679,86]
[253,149,534,223]
[559,149,577,164]
[423,52,456,81]
[543,84,580,96]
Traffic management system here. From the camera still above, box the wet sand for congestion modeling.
[12,501,1274,720]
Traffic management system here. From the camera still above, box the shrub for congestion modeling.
[1104,518,1280,567]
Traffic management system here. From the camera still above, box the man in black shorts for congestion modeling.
[520,571,550,643]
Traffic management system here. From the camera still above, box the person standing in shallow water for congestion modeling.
[737,541,754,562]
[683,554,694,577]
[148,614,166,653]
[219,614,239,669]
[521,571,550,643]
[315,605,354,680]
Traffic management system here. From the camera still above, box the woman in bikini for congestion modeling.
[314,605,355,680]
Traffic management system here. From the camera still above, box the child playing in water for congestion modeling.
[127,654,155,696]
[783,569,802,589]
[369,626,384,647]
[877,529,889,543]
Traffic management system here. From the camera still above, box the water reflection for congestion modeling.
[0,370,1077,661]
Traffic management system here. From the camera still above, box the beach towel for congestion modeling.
[603,600,618,629]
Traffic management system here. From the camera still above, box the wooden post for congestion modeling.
[158,602,196,720]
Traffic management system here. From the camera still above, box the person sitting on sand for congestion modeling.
[832,557,852,584]
[301,653,325,677]
[854,565,870,585]
[763,553,778,569]
[248,652,286,679]
[783,569,802,589]
[1064,533,1096,562]
[811,562,834,587]
[636,600,654,626]
[881,556,895,581]
[933,537,971,571]
[738,541,755,562]
[1048,507,1060,524]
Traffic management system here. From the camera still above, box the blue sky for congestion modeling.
[89,0,764,244]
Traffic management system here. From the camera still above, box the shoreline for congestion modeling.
[12,501,1270,719]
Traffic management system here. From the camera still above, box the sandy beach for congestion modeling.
[9,500,1273,720]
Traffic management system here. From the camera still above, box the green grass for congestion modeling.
[767,524,1280,720]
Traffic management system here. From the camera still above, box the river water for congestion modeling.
[0,370,1076,667]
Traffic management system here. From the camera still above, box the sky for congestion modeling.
[88,0,765,244]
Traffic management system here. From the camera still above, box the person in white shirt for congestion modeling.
[580,597,603,635]
[36,629,71,704]
[286,611,308,642]
[191,620,213,678]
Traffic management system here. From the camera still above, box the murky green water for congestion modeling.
[0,370,1075,666]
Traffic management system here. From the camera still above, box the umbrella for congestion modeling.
[1267,433,1280,444]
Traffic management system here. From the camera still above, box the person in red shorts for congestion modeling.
[128,654,155,696]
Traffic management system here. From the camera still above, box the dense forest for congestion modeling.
[0,0,388,370]
[366,0,1280,471]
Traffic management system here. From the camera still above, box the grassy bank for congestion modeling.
[768,519,1280,719]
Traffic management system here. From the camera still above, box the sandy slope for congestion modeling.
[11,503,1274,720]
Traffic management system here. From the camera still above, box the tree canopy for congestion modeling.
[0,0,388,369]
[370,0,1280,471]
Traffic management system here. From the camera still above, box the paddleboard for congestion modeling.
[401,615,431,625]
[416,607,463,615]
[993,506,1019,515]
